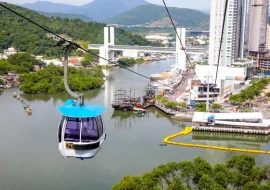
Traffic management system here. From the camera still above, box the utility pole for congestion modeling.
[206,71,210,112]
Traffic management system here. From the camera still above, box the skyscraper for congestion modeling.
[209,0,251,66]
[249,0,269,55]
[236,0,252,60]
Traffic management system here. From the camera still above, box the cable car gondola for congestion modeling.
[57,42,106,160]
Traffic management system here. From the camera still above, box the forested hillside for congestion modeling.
[38,11,93,22]
[105,4,210,30]
[0,3,157,57]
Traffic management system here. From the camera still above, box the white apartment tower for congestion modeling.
[266,24,270,50]
[209,0,251,66]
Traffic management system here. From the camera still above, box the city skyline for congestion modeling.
[1,0,211,10]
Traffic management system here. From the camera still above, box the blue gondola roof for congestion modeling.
[57,99,106,118]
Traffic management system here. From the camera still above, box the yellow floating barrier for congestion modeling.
[229,148,248,152]
[166,141,178,145]
[194,144,211,148]
[177,143,194,147]
[163,126,269,155]
[212,146,229,150]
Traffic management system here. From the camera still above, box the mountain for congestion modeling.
[104,4,210,30]
[200,9,210,15]
[38,11,93,22]
[21,0,149,21]
[0,2,157,56]
[22,1,78,14]
[79,0,149,21]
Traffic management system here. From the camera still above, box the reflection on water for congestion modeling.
[1,60,270,189]
[111,108,189,130]
[192,131,270,144]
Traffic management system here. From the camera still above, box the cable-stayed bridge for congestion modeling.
[88,27,206,71]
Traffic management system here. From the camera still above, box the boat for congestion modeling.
[13,92,17,97]
[23,103,29,109]
[112,88,141,110]
[119,102,134,111]
[26,107,32,115]
[143,84,155,102]
[192,112,270,135]
[112,89,127,110]
[16,94,20,99]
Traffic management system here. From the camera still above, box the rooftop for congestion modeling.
[192,112,264,122]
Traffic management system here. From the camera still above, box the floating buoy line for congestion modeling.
[163,127,270,154]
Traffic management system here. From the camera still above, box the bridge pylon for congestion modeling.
[99,26,115,65]
[176,28,187,71]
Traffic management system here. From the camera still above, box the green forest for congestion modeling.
[0,53,45,74]
[0,52,104,93]
[0,3,160,58]
[113,154,270,190]
[118,58,145,66]
[19,64,104,94]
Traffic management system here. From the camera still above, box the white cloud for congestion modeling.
[2,0,210,9]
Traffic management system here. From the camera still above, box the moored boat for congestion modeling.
[26,107,32,115]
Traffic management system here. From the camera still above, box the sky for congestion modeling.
[2,0,211,10]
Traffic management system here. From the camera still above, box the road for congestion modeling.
[168,69,196,102]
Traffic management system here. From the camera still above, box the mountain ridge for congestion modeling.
[37,11,93,22]
[21,0,149,21]
[104,4,210,30]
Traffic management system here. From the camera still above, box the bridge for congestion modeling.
[88,27,206,71]
[89,44,205,54]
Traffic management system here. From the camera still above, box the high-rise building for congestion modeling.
[249,0,269,55]
[209,0,251,66]
[266,24,270,50]
[236,0,252,60]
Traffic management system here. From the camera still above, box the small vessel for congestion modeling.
[13,92,17,97]
[23,103,29,109]
[16,94,20,99]
[26,107,32,115]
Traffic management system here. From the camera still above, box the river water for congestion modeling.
[0,59,270,190]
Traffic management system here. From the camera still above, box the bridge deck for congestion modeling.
[88,44,205,54]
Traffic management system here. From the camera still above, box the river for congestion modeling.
[0,59,270,190]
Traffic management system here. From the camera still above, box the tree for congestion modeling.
[19,64,104,94]
[113,155,270,189]
[178,161,194,188]
[212,103,222,110]
[197,174,225,190]
[0,78,4,85]
[75,50,84,57]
